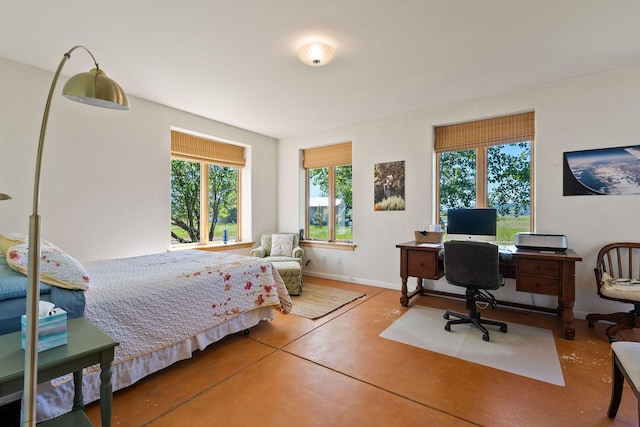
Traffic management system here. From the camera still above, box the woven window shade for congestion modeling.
[171,130,245,167]
[434,111,535,153]
[303,142,352,169]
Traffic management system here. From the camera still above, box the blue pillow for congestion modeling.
[0,257,51,301]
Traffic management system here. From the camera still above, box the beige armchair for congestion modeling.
[250,233,304,264]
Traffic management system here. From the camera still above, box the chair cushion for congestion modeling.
[600,272,640,301]
[612,341,640,385]
[263,256,300,263]
[271,233,294,257]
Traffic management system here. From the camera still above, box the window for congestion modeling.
[303,142,353,242]
[435,112,535,245]
[170,130,244,245]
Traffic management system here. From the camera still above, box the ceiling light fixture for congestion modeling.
[297,41,336,67]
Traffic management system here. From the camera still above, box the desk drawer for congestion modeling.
[516,275,561,296]
[517,259,560,278]
[407,251,438,278]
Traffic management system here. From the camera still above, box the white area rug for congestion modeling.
[380,305,564,386]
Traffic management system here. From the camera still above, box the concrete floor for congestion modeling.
[81,277,637,427]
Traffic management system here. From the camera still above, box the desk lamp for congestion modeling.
[23,45,128,427]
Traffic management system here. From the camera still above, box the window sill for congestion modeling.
[300,240,356,251]
[169,241,254,252]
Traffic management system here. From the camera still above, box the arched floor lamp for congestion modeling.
[23,45,128,427]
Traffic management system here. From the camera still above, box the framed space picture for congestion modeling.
[563,145,640,196]
[374,160,405,210]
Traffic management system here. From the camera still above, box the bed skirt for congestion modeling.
[31,306,274,422]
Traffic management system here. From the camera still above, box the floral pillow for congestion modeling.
[0,232,28,256]
[0,232,56,256]
[271,234,293,257]
[6,243,90,291]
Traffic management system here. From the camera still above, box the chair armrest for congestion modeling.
[292,246,304,261]
[594,267,603,293]
[250,246,266,258]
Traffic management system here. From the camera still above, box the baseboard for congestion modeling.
[302,271,400,291]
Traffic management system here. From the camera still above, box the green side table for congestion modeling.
[0,317,118,426]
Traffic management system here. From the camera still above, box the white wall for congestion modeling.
[278,64,640,319]
[3,55,639,319]
[0,57,278,262]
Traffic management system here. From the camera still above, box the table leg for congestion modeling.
[557,295,575,340]
[71,371,84,411]
[401,277,425,307]
[559,262,576,340]
[400,277,409,307]
[100,359,114,427]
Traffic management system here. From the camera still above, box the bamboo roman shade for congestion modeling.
[434,111,535,153]
[171,130,245,167]
[303,142,352,169]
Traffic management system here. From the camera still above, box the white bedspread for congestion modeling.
[84,250,291,364]
[31,250,292,422]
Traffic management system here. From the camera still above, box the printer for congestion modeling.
[514,233,568,252]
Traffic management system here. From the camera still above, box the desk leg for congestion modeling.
[71,371,84,411]
[100,359,114,427]
[400,277,409,307]
[400,277,424,307]
[558,296,576,340]
[559,262,576,340]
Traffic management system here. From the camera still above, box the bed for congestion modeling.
[0,244,292,422]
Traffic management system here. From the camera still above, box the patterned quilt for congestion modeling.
[83,250,292,363]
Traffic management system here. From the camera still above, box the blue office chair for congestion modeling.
[443,240,508,342]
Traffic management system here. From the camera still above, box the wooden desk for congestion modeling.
[396,241,582,340]
[0,317,118,426]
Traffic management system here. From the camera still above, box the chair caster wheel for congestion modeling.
[500,325,508,333]
[588,321,595,328]
[483,334,490,342]
[445,324,451,332]
[443,313,450,320]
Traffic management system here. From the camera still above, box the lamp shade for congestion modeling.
[63,68,129,110]
[297,42,336,67]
